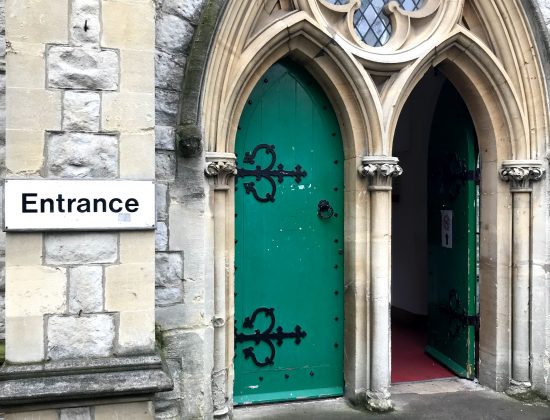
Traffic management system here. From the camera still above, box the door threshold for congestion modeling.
[391,377,482,395]
[233,397,359,419]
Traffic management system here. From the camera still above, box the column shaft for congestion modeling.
[205,154,237,417]
[511,191,530,382]
[500,160,545,387]
[369,188,392,392]
[358,156,402,411]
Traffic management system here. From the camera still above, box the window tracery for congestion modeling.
[326,0,424,46]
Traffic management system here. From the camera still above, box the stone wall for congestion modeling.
[153,1,214,418]
[4,0,156,365]
[0,0,549,418]
[5,402,154,420]
[0,0,169,417]
[0,0,6,348]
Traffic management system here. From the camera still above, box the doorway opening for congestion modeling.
[391,71,479,384]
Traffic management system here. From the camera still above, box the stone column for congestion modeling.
[499,160,545,388]
[205,152,237,418]
[358,156,402,411]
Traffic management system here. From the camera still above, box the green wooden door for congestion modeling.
[426,82,477,378]
[234,60,344,405]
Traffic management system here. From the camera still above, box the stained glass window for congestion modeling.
[326,0,424,47]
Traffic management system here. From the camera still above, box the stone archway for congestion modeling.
[202,16,381,413]
[186,0,549,414]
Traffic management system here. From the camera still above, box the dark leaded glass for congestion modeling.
[326,0,424,47]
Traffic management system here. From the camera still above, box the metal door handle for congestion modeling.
[317,200,334,219]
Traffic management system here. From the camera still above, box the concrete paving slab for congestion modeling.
[234,379,550,419]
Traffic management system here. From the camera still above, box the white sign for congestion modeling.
[4,180,155,231]
[441,210,453,248]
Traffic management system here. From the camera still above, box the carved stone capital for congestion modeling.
[205,152,237,191]
[358,156,403,191]
[499,160,545,192]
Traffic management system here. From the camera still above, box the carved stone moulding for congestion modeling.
[358,155,403,190]
[499,160,546,192]
[205,152,238,191]
[307,0,463,70]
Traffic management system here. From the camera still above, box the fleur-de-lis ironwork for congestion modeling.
[430,152,477,201]
[236,144,307,203]
[439,288,478,339]
[235,307,307,367]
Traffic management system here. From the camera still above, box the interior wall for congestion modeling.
[391,71,446,316]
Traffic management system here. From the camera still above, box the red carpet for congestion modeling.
[391,319,455,383]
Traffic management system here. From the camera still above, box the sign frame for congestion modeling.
[3,179,156,232]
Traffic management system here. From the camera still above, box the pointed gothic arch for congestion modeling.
[182,0,550,413]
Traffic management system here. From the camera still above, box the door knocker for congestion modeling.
[317,200,334,219]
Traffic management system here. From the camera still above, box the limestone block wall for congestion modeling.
[5,402,154,420]
[153,1,214,418]
[3,0,156,374]
[0,0,549,417]
[0,0,6,348]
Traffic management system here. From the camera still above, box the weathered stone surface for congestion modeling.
[155,252,183,288]
[120,232,155,265]
[47,132,118,178]
[70,0,100,46]
[0,261,4,291]
[0,358,173,405]
[160,328,213,418]
[5,410,58,420]
[47,46,119,90]
[6,266,67,317]
[0,293,4,340]
[155,50,185,91]
[95,402,154,420]
[102,92,154,132]
[156,14,194,55]
[155,303,206,331]
[60,407,92,420]
[155,359,182,401]
[156,222,169,251]
[162,0,204,24]
[155,287,183,306]
[5,316,44,363]
[541,0,550,26]
[101,1,155,50]
[117,310,155,354]
[45,233,118,265]
[47,314,115,360]
[155,89,180,126]
[69,266,103,313]
[105,263,154,312]
[63,91,100,131]
[155,125,176,151]
[156,183,168,221]
[176,124,202,158]
[154,399,182,420]
[156,152,177,181]
[162,329,207,364]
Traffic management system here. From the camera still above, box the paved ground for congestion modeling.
[234,378,550,419]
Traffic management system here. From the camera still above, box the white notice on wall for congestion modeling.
[441,209,453,248]
[4,180,155,231]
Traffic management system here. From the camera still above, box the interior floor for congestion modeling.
[391,313,455,383]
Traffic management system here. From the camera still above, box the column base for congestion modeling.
[366,390,394,412]
[506,380,532,398]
